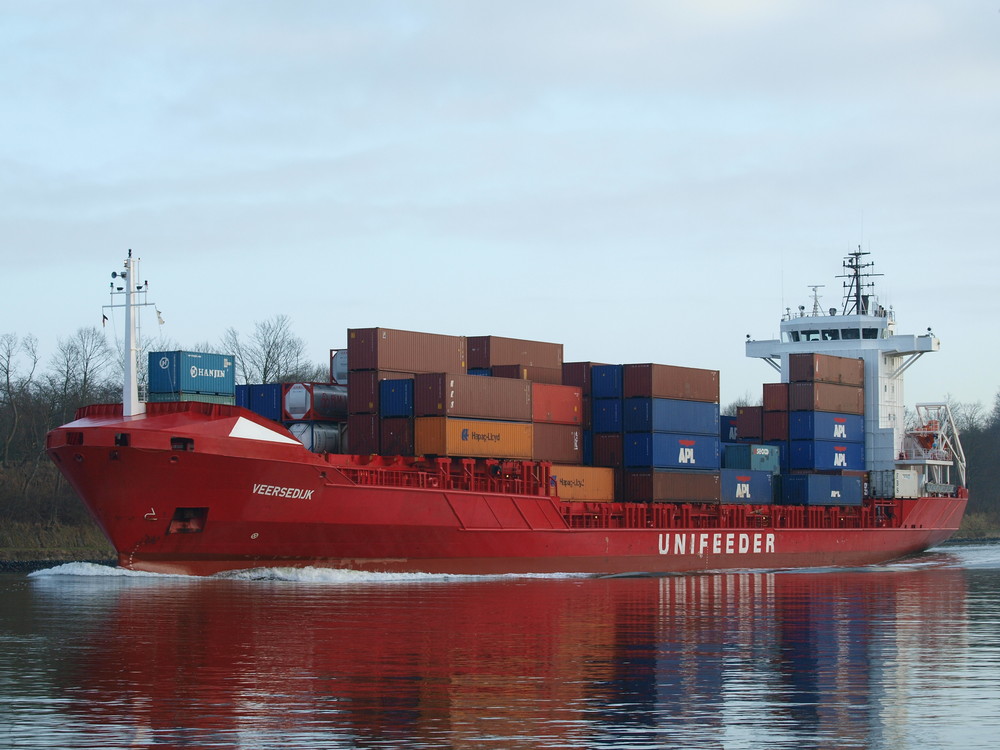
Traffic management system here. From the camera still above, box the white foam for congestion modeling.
[214,566,589,584]
[28,562,189,579]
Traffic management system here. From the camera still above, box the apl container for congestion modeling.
[622,363,720,403]
[720,415,738,443]
[467,335,563,370]
[531,383,583,425]
[282,383,348,421]
[379,379,415,418]
[413,372,532,421]
[789,411,865,442]
[622,397,720,435]
[414,417,533,459]
[549,465,616,501]
[623,433,721,470]
[532,423,583,463]
[148,351,235,395]
[778,473,863,506]
[623,470,721,503]
[347,327,467,373]
[722,443,781,474]
[788,440,865,471]
[720,468,774,504]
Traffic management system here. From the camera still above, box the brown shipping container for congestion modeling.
[467,335,563,370]
[622,363,720,403]
[531,383,582,425]
[348,328,467,373]
[491,364,563,385]
[762,411,789,441]
[593,433,624,467]
[346,413,379,455]
[788,353,865,387]
[736,406,763,440]
[414,417,533,459]
[532,423,583,464]
[380,417,414,456]
[788,382,865,415]
[347,370,414,415]
[624,470,721,503]
[562,362,606,396]
[413,373,531,421]
[762,383,789,412]
[550,465,616,501]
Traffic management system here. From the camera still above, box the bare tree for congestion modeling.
[221,315,322,384]
[0,333,39,466]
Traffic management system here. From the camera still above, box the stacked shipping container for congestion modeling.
[148,351,236,405]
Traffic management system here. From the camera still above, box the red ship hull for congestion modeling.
[46,403,967,577]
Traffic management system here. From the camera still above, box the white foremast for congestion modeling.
[107,251,153,418]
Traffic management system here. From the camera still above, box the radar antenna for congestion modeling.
[808,285,825,316]
[837,246,882,315]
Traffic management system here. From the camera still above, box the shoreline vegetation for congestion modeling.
[2,323,999,567]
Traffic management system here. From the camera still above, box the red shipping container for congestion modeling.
[562,362,606,395]
[348,327,467,373]
[346,413,379,455]
[347,370,414,415]
[788,353,865,386]
[623,470,721,503]
[491,364,563,385]
[380,417,414,456]
[788,382,865,415]
[622,363,719,403]
[762,411,789,441]
[531,383,582,425]
[762,383,788,412]
[736,406,763,440]
[413,372,531,421]
[593,433,624,467]
[532,423,583,464]
[467,335,563,370]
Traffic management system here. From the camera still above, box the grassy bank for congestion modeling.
[0,521,115,562]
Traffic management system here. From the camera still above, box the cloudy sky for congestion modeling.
[3,1,998,410]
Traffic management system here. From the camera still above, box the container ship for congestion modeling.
[45,250,968,576]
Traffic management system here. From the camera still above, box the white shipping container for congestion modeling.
[894,469,920,499]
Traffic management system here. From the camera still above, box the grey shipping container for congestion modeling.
[413,372,532,421]
[467,335,563,370]
[347,327,467,373]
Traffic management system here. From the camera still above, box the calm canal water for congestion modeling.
[2,543,1000,750]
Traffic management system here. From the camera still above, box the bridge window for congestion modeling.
[822,330,840,340]
[842,329,861,340]
[862,328,878,339]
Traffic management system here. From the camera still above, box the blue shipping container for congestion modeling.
[722,443,781,474]
[467,368,492,376]
[778,474,863,506]
[592,398,623,433]
[379,378,415,418]
[149,351,235,395]
[591,365,623,399]
[789,411,865,442]
[720,468,774,504]
[789,440,865,471]
[235,384,250,409]
[720,415,738,443]
[248,384,283,421]
[624,432,720,470]
[623,397,720,435]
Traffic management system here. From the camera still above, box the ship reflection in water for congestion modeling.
[8,546,1000,749]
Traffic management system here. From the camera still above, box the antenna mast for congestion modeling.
[838,246,882,315]
[107,250,154,417]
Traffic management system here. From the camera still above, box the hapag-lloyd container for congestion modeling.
[788,352,865,387]
[531,383,583,425]
[348,328,467,373]
[549,464,615,501]
[720,468,774,504]
[622,363,720,403]
[622,397,720,435]
[777,473,863,506]
[149,351,235,395]
[789,411,865,442]
[788,382,865,415]
[788,440,865,471]
[467,335,563,370]
[623,432,721,470]
[532,423,583,463]
[413,373,531,421]
[623,469,721,503]
[414,417,533,459]
[282,383,348,421]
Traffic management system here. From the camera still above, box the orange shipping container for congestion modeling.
[467,335,563,370]
[531,383,583,425]
[622,363,720,403]
[550,465,616,501]
[788,382,865,415]
[348,327,467,373]
[788,353,865,387]
[414,417,533,459]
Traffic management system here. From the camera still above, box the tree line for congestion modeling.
[1,318,998,551]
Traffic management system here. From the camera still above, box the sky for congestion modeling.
[2,1,998,411]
